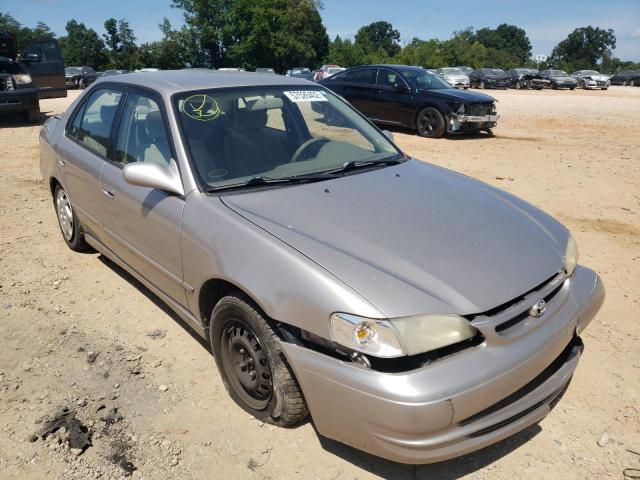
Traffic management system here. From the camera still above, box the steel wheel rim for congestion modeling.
[220,319,272,410]
[418,110,440,136]
[56,189,74,241]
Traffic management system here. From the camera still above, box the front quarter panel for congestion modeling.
[181,191,384,339]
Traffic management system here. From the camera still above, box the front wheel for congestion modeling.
[53,184,91,251]
[416,107,446,138]
[479,80,485,89]
[79,78,86,89]
[210,295,309,426]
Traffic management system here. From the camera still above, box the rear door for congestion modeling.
[19,39,66,99]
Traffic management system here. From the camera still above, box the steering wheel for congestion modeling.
[291,137,330,163]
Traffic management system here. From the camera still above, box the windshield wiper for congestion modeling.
[326,156,405,175]
[208,173,340,192]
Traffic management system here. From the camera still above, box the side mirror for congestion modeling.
[382,130,394,142]
[22,53,41,62]
[122,160,184,196]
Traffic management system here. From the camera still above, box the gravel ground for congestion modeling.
[0,86,639,480]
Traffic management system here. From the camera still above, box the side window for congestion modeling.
[67,102,85,139]
[342,68,375,84]
[77,89,123,157]
[376,69,405,88]
[22,41,63,62]
[116,93,172,167]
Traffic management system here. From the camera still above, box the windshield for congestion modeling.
[327,67,343,74]
[400,69,451,90]
[550,70,568,76]
[292,68,310,74]
[441,68,463,75]
[174,87,401,190]
[582,70,600,75]
[65,67,83,74]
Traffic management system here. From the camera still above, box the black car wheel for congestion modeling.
[416,107,446,138]
[631,80,636,87]
[210,295,309,426]
[479,80,486,89]
[79,78,86,89]
[24,108,40,124]
[623,80,628,86]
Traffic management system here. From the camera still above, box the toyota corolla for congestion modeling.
[40,71,605,464]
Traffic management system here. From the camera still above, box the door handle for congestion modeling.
[102,185,115,199]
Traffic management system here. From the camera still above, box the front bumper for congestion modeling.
[0,88,39,113]
[282,265,604,464]
[449,113,499,132]
[583,80,610,89]
[65,77,80,88]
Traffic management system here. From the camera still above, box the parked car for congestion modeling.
[505,68,548,90]
[65,66,98,89]
[468,68,510,89]
[0,55,40,122]
[538,70,577,90]
[289,67,314,81]
[314,64,344,81]
[435,67,470,89]
[40,69,604,465]
[320,64,499,138]
[571,70,610,90]
[609,70,640,86]
[455,66,473,75]
[255,67,276,74]
[0,31,66,100]
[102,69,128,77]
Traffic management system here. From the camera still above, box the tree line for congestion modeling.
[1,1,638,74]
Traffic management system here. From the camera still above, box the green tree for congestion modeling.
[58,20,107,69]
[224,0,328,72]
[326,35,362,66]
[550,26,616,70]
[102,18,139,70]
[0,13,55,53]
[170,0,233,68]
[475,24,531,64]
[354,21,400,58]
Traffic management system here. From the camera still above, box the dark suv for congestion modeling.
[0,33,66,123]
[320,64,498,138]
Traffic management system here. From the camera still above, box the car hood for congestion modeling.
[221,160,568,317]
[420,88,495,103]
[584,74,609,81]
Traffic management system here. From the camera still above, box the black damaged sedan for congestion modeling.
[320,65,498,138]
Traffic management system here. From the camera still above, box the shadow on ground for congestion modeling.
[0,110,54,128]
[383,125,495,141]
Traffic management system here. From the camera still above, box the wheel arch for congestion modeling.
[412,102,447,129]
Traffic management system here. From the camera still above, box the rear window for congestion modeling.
[74,89,123,156]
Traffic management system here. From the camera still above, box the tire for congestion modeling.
[623,80,628,86]
[602,87,608,91]
[53,184,91,252]
[79,78,86,89]
[24,108,40,124]
[570,87,575,90]
[631,80,636,87]
[210,295,309,427]
[415,107,446,138]
[480,80,485,89]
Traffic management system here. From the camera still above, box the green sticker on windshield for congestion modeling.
[182,94,221,121]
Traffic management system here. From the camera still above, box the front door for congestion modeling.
[99,90,187,306]
[371,68,414,126]
[19,40,66,99]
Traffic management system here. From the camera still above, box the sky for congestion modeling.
[4,0,640,60]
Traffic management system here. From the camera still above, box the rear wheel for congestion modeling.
[416,107,446,138]
[479,80,485,89]
[210,295,309,426]
[53,184,91,251]
[623,80,628,86]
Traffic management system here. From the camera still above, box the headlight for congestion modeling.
[12,74,32,85]
[564,233,579,276]
[331,313,477,358]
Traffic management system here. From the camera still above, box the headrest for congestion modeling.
[145,110,165,139]
[100,105,118,125]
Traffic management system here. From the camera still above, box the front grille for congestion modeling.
[0,74,14,92]
[467,103,494,116]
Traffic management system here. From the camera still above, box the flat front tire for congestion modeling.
[210,295,309,427]
[416,107,446,138]
[53,184,91,252]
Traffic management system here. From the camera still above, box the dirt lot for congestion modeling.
[1,86,639,480]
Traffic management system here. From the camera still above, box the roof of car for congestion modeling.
[93,69,314,95]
